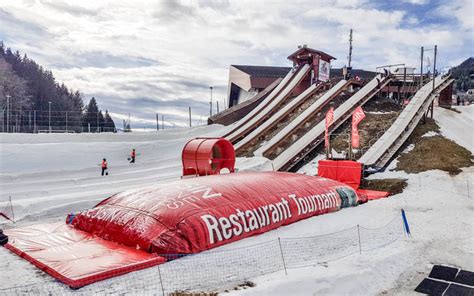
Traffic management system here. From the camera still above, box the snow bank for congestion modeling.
[434,105,474,153]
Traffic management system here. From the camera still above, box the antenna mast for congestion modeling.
[348,29,353,68]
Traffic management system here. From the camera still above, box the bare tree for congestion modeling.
[0,58,32,110]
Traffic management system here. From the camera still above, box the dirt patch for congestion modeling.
[361,178,408,196]
[363,96,402,112]
[170,292,218,296]
[331,111,400,158]
[396,119,473,175]
[446,107,461,113]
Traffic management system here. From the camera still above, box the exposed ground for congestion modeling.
[396,118,473,175]
[360,178,408,195]
[329,96,401,160]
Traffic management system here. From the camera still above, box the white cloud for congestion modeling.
[0,0,471,127]
[401,0,429,5]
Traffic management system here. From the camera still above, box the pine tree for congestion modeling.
[104,110,116,132]
[83,97,100,132]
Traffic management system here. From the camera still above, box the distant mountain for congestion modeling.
[450,57,473,92]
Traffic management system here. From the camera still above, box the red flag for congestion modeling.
[324,107,334,148]
[351,106,365,148]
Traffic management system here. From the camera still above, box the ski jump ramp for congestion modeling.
[359,75,454,168]
[224,64,310,143]
[234,81,324,152]
[254,79,350,157]
[262,74,392,171]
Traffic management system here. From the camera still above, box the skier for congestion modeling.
[101,158,108,176]
[0,229,8,246]
[130,149,136,164]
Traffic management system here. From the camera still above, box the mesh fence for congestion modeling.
[0,215,405,295]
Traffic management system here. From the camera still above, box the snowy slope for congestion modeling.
[0,106,473,295]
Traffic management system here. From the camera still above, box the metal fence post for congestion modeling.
[277,238,288,275]
[65,111,68,132]
[157,265,166,296]
[467,180,470,198]
[357,224,362,254]
[33,110,37,133]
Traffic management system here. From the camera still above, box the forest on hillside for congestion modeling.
[450,57,473,92]
[0,42,115,133]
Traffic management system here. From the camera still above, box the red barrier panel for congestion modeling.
[318,160,363,190]
[72,172,361,254]
[182,138,235,176]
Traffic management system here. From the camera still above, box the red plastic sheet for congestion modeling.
[318,160,363,189]
[5,223,165,288]
[72,172,361,254]
[356,189,389,200]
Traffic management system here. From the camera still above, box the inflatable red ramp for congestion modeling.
[5,223,165,288]
[5,171,364,288]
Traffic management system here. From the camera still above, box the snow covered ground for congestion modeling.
[0,106,473,295]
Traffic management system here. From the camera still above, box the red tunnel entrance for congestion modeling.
[182,137,236,176]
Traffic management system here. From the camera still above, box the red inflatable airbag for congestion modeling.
[5,223,165,288]
[72,172,359,254]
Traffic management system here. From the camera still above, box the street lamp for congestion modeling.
[6,94,10,133]
[48,101,52,133]
[209,86,213,117]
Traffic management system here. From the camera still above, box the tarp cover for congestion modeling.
[72,172,361,254]
[356,189,389,200]
[5,223,165,288]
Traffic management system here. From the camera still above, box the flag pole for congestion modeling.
[348,130,353,160]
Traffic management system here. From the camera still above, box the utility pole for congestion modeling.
[432,45,437,91]
[156,113,159,131]
[161,114,164,130]
[420,46,424,88]
[188,107,192,128]
[430,45,437,119]
[6,94,10,133]
[217,101,220,114]
[209,86,213,117]
[348,28,353,68]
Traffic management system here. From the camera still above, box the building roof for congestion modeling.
[232,65,291,78]
[287,47,336,61]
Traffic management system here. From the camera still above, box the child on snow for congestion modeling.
[101,158,108,176]
[130,149,136,164]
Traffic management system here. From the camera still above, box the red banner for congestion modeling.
[351,106,365,148]
[325,107,334,148]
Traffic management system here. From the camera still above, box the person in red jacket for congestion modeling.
[130,149,136,163]
[101,158,108,176]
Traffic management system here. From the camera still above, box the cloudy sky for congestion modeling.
[0,0,472,128]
